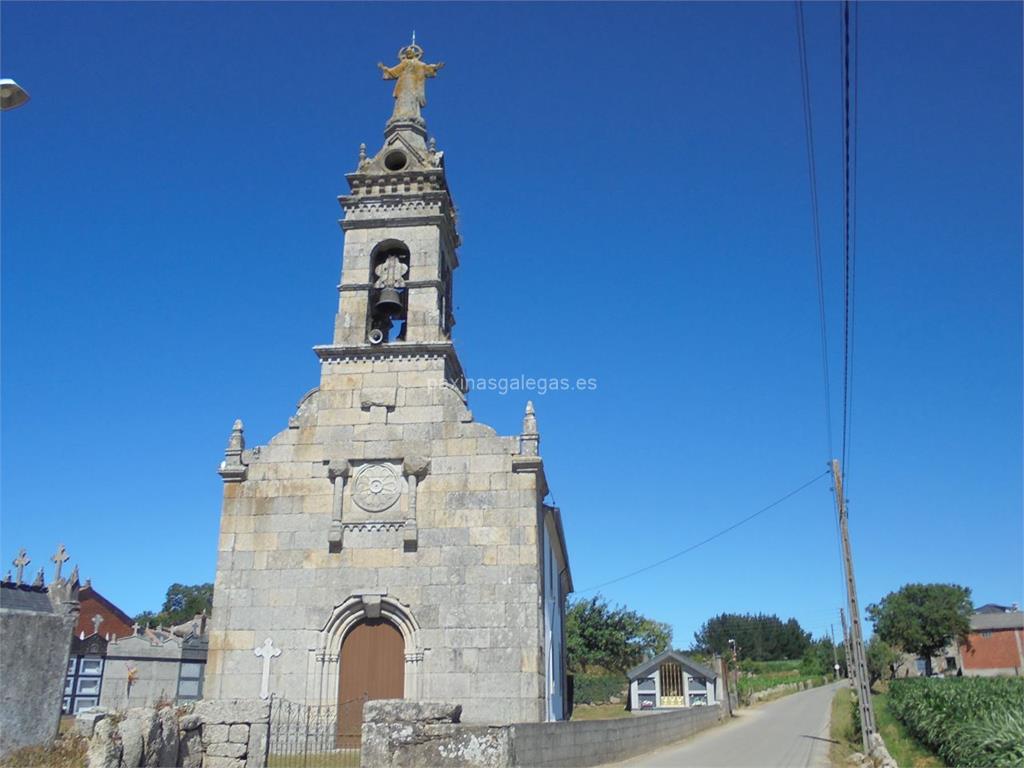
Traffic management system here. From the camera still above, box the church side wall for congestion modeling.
[206,355,547,724]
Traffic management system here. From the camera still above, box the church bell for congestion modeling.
[375,287,403,316]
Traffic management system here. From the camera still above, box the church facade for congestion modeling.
[204,43,572,729]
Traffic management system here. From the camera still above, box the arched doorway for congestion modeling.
[337,619,404,746]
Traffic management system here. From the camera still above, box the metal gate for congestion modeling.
[267,695,365,768]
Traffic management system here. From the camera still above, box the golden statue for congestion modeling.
[377,42,444,122]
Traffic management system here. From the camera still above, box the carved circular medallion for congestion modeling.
[352,464,401,512]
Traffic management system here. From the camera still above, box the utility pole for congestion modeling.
[839,608,851,680]
[830,624,840,680]
[832,459,876,753]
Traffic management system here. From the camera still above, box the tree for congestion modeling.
[865,636,899,686]
[866,583,972,676]
[134,582,213,627]
[692,613,812,660]
[566,596,672,675]
[802,636,846,677]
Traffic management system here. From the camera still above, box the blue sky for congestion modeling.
[2,2,1020,648]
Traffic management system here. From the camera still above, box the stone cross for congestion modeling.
[12,549,29,585]
[92,614,104,635]
[131,621,141,635]
[51,544,69,582]
[254,637,281,700]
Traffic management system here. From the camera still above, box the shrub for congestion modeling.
[888,677,1024,767]
[0,735,86,768]
[573,673,626,705]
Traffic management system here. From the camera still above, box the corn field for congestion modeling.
[888,677,1024,767]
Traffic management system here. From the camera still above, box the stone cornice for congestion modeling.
[339,279,442,293]
[340,214,453,233]
[313,341,466,391]
[511,455,549,499]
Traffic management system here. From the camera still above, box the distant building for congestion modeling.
[61,582,210,713]
[892,603,1023,678]
[97,621,208,710]
[959,606,1023,677]
[627,651,719,711]
[76,581,133,640]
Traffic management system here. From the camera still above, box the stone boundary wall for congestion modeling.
[361,700,726,768]
[511,705,724,767]
[80,699,269,768]
[746,675,830,704]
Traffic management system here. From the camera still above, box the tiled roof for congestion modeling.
[0,582,53,613]
[971,612,1024,631]
[627,649,717,681]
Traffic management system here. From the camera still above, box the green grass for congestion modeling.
[874,690,944,768]
[570,703,633,720]
[828,686,944,768]
[737,671,826,697]
[829,686,859,766]
[267,750,359,768]
[738,659,804,675]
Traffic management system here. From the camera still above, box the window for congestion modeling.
[177,662,204,700]
[77,678,100,696]
[73,697,98,713]
[63,655,104,714]
[915,658,927,675]
[980,631,992,638]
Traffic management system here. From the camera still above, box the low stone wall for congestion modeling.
[81,699,269,768]
[361,700,726,768]
[747,676,829,704]
[512,705,724,767]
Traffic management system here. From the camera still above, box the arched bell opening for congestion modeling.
[367,240,410,344]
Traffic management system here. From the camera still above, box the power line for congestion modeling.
[794,0,835,462]
[845,0,860,485]
[795,0,849,614]
[840,0,858,481]
[576,470,831,594]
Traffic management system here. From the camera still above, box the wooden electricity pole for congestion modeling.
[839,608,851,679]
[832,459,876,753]
[830,624,840,680]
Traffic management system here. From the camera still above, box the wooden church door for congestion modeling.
[337,619,404,747]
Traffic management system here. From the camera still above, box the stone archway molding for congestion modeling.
[308,592,423,706]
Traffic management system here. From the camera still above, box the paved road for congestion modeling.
[615,682,845,768]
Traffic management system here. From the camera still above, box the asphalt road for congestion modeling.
[614,682,846,768]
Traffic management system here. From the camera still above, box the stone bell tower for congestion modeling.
[205,42,572,728]
[329,42,457,355]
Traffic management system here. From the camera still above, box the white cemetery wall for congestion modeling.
[101,635,185,710]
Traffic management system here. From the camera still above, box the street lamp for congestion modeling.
[0,79,30,111]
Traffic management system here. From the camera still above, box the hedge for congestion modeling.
[573,673,626,705]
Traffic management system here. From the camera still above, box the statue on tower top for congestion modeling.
[377,39,445,123]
